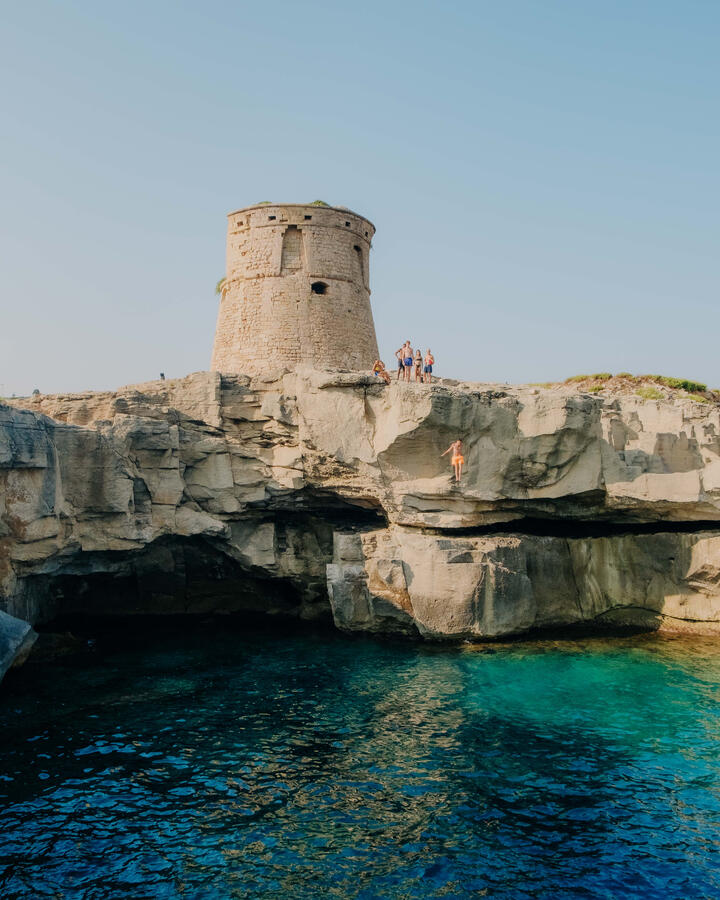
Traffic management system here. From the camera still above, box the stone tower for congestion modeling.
[211,203,379,375]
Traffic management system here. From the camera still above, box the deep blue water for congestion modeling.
[0,624,719,899]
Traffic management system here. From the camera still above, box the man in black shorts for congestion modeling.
[395,346,405,380]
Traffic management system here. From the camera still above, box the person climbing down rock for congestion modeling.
[441,439,464,483]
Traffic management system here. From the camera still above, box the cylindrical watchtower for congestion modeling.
[211,203,379,375]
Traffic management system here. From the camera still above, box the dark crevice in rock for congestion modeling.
[247,496,387,526]
[412,518,720,540]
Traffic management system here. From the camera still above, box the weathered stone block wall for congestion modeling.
[211,204,379,375]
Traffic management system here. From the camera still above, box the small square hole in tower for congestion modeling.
[268,215,276,220]
[311,282,328,295]
[304,215,312,220]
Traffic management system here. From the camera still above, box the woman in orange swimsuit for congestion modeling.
[441,439,465,482]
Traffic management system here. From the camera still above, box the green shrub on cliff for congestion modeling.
[565,373,612,383]
[563,372,709,399]
[643,375,707,393]
[636,386,664,400]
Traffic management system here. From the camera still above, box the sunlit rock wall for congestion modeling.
[3,369,720,663]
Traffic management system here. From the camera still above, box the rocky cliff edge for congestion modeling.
[2,369,720,675]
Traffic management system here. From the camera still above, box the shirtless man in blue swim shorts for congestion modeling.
[403,340,414,382]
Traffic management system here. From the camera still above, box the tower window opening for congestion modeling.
[311,281,328,295]
[353,244,366,287]
[364,231,368,236]
[304,215,312,220]
[345,221,350,226]
[268,215,276,220]
[281,224,304,273]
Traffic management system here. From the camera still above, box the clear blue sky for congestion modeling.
[1,0,718,396]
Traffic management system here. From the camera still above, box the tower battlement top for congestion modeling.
[226,202,375,233]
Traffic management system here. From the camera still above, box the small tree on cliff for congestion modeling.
[215,278,226,297]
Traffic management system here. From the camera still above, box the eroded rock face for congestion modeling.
[327,527,720,639]
[3,369,720,660]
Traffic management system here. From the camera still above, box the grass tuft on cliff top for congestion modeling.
[565,373,612,383]
[559,372,712,402]
[644,375,707,393]
[635,386,664,401]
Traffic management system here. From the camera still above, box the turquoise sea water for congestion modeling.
[1,624,719,899]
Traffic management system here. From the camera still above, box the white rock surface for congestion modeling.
[327,526,720,638]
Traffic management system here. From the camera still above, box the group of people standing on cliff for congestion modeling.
[372,342,434,386]
[395,341,435,384]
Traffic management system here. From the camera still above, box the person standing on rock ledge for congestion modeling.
[395,346,405,380]
[441,439,464,482]
[424,349,434,384]
[395,341,413,382]
[403,341,414,382]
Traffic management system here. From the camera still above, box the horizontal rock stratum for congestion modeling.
[2,369,720,675]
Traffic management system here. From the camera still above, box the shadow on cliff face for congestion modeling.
[377,426,458,480]
[24,529,334,630]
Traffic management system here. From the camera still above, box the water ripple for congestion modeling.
[1,629,719,898]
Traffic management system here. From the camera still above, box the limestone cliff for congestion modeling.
[2,369,720,675]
